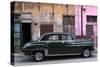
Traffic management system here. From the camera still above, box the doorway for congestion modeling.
[22,23,31,47]
[86,25,94,37]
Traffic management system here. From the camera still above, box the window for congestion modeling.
[48,35,59,41]
[14,39,20,48]
[40,34,59,41]
[61,34,73,40]
[14,14,21,48]
[14,24,20,32]
[63,25,75,35]
[86,25,94,37]
[87,15,97,22]
[63,15,75,35]
[40,34,74,41]
[14,23,21,48]
[14,14,21,22]
[14,14,20,20]
[14,33,20,38]
[63,15,75,25]
[40,24,53,36]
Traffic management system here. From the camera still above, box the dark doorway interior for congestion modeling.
[22,23,31,47]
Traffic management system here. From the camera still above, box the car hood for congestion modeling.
[23,41,46,49]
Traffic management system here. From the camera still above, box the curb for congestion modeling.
[11,53,25,57]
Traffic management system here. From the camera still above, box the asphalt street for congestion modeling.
[13,53,97,66]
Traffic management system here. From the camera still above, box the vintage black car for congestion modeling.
[23,32,94,61]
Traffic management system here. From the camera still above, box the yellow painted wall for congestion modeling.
[13,2,75,40]
[14,2,22,12]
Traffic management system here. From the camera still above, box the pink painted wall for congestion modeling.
[75,5,97,36]
[75,5,97,48]
[75,5,81,35]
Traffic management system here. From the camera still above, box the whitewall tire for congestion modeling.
[34,52,44,61]
[82,48,91,58]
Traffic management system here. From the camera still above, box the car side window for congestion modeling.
[61,34,73,40]
[40,34,59,41]
[48,35,59,41]
[40,35,49,41]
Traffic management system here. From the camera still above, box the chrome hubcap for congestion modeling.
[83,49,90,57]
[35,52,43,61]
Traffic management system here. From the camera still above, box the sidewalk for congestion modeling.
[94,48,97,53]
[11,51,25,57]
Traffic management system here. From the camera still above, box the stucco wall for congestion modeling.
[75,5,97,36]
[75,5,81,35]
[13,2,75,40]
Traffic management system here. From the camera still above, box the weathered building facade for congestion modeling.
[11,1,97,50]
[11,1,76,48]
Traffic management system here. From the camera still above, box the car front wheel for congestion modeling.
[82,48,91,58]
[34,51,44,61]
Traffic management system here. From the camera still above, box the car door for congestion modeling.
[46,34,65,55]
[62,34,82,54]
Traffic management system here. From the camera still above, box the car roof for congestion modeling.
[42,32,71,35]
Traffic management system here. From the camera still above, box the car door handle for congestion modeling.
[46,41,49,44]
[61,41,64,44]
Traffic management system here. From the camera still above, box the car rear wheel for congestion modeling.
[34,51,44,61]
[82,48,91,58]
